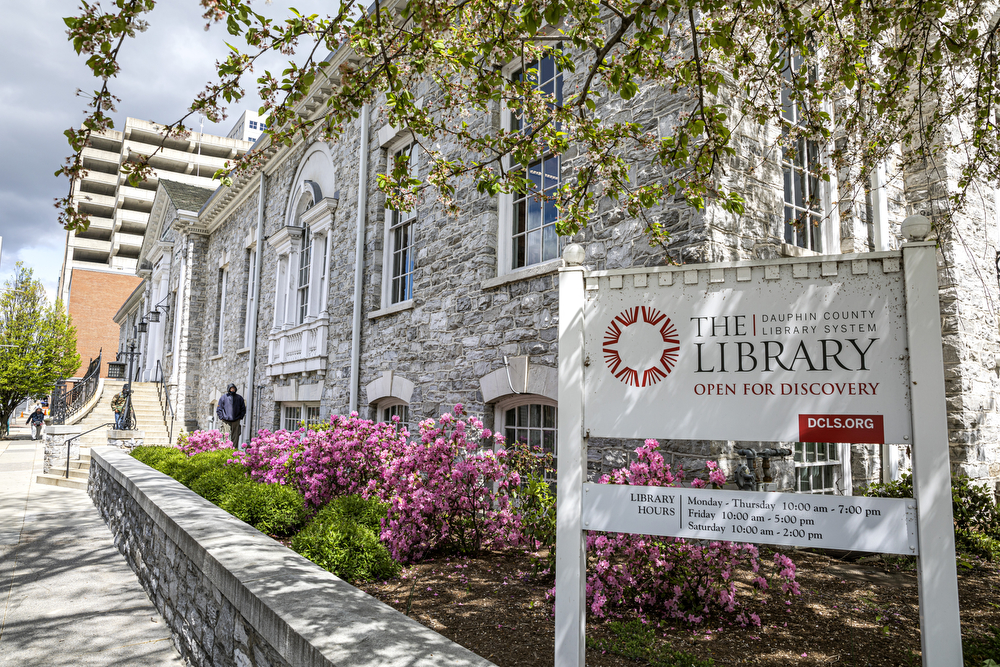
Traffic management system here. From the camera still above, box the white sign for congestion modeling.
[584,258,910,444]
[582,483,917,555]
[556,246,964,667]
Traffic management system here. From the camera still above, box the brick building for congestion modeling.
[66,269,142,378]
[120,34,1000,496]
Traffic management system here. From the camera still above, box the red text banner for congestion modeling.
[798,414,885,444]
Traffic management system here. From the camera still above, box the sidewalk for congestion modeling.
[0,429,184,666]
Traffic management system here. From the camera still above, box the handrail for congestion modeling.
[56,349,103,424]
[64,421,115,479]
[154,360,176,445]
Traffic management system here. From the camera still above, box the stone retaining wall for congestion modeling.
[88,446,496,667]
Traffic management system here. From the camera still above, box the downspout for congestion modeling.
[244,172,266,444]
[349,103,370,413]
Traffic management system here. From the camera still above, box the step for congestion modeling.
[35,474,88,491]
[48,459,89,470]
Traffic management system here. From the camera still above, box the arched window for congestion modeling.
[377,398,410,432]
[495,395,558,457]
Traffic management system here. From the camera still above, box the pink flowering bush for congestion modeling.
[176,429,231,456]
[377,405,525,562]
[582,440,799,626]
[233,414,407,507]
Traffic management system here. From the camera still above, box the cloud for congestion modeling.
[0,0,331,301]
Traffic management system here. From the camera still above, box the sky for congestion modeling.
[0,0,330,302]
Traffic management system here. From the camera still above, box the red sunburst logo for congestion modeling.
[603,306,680,387]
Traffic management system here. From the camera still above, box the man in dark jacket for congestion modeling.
[25,408,45,440]
[216,384,247,445]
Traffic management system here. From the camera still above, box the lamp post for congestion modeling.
[108,338,141,429]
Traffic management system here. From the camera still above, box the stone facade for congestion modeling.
[119,37,1000,496]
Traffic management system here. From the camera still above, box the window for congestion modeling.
[781,51,827,252]
[243,248,257,348]
[306,405,321,424]
[282,403,321,430]
[503,402,557,457]
[249,120,258,130]
[297,227,312,323]
[384,142,419,306]
[283,405,302,431]
[213,267,228,354]
[507,55,563,270]
[793,442,843,494]
[384,403,409,426]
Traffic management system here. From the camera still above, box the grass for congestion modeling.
[587,620,715,667]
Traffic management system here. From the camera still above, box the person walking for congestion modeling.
[25,408,45,440]
[111,390,131,429]
[216,384,246,445]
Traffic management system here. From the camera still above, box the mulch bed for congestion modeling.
[354,549,1000,666]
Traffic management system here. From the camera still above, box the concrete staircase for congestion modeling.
[36,381,173,490]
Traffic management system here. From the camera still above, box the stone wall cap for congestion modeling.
[44,425,83,435]
[90,447,498,667]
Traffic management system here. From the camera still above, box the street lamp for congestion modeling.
[111,337,142,430]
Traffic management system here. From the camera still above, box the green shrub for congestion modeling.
[964,626,1000,667]
[131,446,186,471]
[955,528,1000,563]
[218,482,307,536]
[190,466,249,504]
[291,495,400,582]
[867,472,1000,561]
[173,448,236,487]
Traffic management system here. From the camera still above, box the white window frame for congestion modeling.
[376,398,410,432]
[381,139,419,308]
[213,266,228,355]
[297,225,312,324]
[792,442,851,495]
[280,401,321,431]
[497,52,564,278]
[243,247,257,348]
[493,395,558,459]
[779,49,839,255]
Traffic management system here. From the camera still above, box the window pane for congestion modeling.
[530,404,541,428]
[517,405,528,425]
[528,196,542,230]
[543,430,555,455]
[526,229,541,266]
[529,430,541,448]
[817,442,826,459]
[805,442,815,461]
[811,466,822,490]
[794,443,803,462]
[540,56,554,84]
[543,405,555,428]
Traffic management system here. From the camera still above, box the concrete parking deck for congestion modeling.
[0,428,184,667]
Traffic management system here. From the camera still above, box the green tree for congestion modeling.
[0,264,80,438]
[55,0,1000,247]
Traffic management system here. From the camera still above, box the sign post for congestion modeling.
[555,241,962,667]
[555,248,587,666]
[903,242,963,664]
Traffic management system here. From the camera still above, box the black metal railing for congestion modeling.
[63,422,115,479]
[154,360,176,445]
[51,350,102,425]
